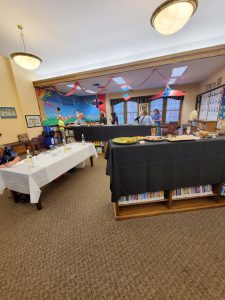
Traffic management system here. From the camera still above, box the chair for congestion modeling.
[30,138,42,155]
[162,122,178,136]
[38,135,45,148]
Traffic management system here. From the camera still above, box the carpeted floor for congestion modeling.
[0,156,225,300]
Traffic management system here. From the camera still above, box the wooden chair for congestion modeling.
[38,135,45,148]
[30,138,42,155]
[162,122,178,136]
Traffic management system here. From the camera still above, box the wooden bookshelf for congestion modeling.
[172,193,216,201]
[113,197,225,220]
[112,184,223,220]
[118,198,166,206]
[196,120,217,132]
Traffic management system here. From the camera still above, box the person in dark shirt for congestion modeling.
[0,145,29,202]
[99,111,107,125]
[0,146,20,168]
[111,112,119,125]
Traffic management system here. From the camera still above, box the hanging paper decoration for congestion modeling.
[51,82,80,96]
[92,97,103,108]
[121,84,130,92]
[96,76,113,94]
[46,67,174,99]
[150,84,186,100]
[123,93,131,101]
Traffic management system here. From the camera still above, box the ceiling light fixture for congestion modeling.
[112,77,126,85]
[10,25,42,70]
[171,66,188,77]
[151,0,198,35]
[85,90,96,94]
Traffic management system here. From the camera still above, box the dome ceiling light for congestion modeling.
[10,25,42,70]
[150,0,198,35]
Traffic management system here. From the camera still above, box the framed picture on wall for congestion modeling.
[25,115,42,128]
[139,103,148,115]
[0,107,17,119]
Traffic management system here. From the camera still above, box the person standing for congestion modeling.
[76,112,86,125]
[111,112,119,125]
[99,111,107,125]
[58,115,66,142]
[139,110,154,125]
[56,107,61,115]
[152,109,162,135]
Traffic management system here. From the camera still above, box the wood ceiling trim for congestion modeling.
[33,44,225,87]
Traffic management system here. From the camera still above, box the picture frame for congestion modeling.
[25,115,42,128]
[0,107,17,119]
[139,103,148,115]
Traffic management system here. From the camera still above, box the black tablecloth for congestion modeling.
[67,125,153,141]
[105,137,225,202]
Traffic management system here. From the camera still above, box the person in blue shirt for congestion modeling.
[152,109,162,136]
[139,110,154,125]
[75,112,86,125]
[0,146,20,168]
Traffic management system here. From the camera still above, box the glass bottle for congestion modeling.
[82,134,85,145]
[26,149,33,167]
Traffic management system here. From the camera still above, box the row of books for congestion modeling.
[221,184,225,196]
[172,185,213,199]
[119,191,164,205]
[118,185,216,205]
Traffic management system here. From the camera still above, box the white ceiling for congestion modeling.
[53,56,225,95]
[1,0,225,79]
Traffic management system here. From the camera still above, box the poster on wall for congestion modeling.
[0,107,17,119]
[35,88,106,126]
[198,87,223,121]
[25,115,42,128]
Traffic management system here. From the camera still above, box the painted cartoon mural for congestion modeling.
[35,89,106,126]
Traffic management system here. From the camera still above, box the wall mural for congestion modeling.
[35,89,106,126]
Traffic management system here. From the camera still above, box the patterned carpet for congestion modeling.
[0,156,225,300]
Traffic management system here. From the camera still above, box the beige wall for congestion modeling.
[106,83,198,124]
[198,65,225,94]
[0,57,26,144]
[10,60,42,139]
[0,56,42,145]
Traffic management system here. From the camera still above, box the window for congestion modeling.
[112,97,183,125]
[150,98,163,117]
[127,101,138,124]
[166,98,181,123]
[113,102,124,125]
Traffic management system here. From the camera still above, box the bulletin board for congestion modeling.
[198,87,224,121]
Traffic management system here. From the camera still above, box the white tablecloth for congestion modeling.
[0,143,97,203]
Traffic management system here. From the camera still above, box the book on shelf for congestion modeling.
[118,191,164,204]
[172,185,213,199]
[221,184,225,196]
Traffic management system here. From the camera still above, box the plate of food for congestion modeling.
[166,135,200,142]
[112,137,138,145]
[195,130,210,138]
[135,136,145,141]
[144,136,165,142]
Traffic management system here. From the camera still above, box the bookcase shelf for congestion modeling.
[118,198,166,206]
[172,193,216,201]
[113,184,223,220]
